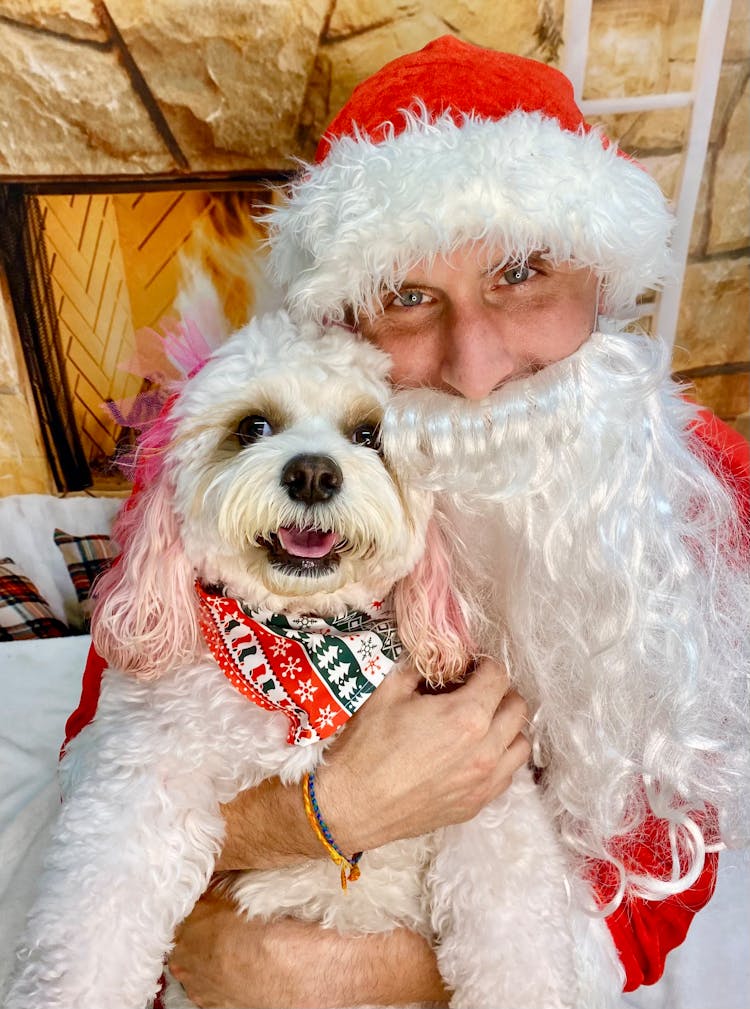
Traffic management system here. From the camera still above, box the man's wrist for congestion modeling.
[312,761,371,859]
[217,777,323,871]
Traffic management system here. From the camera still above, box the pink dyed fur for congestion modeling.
[394,518,474,685]
[92,478,200,679]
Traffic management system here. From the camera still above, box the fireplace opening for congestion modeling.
[0,182,281,494]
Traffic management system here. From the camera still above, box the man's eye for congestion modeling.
[351,424,380,449]
[395,290,426,307]
[235,415,273,446]
[496,263,536,286]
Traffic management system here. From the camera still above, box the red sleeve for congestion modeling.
[606,854,719,990]
[61,643,107,757]
[591,813,720,991]
[689,407,749,525]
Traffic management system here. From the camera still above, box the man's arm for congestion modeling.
[179,826,720,1008]
[170,891,450,1009]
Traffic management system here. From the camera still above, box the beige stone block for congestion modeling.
[0,398,17,459]
[0,388,47,459]
[637,152,682,203]
[0,0,106,42]
[0,297,20,392]
[0,447,53,496]
[328,0,562,55]
[710,61,747,145]
[302,0,564,154]
[106,0,330,170]
[725,0,750,61]
[0,462,22,499]
[0,21,175,176]
[430,0,564,58]
[15,465,54,495]
[301,14,452,150]
[0,393,51,498]
[645,145,713,262]
[665,0,702,62]
[673,256,750,370]
[732,411,750,440]
[685,372,750,422]
[591,111,640,148]
[328,0,420,39]
[296,47,335,159]
[708,75,750,253]
[688,152,712,256]
[590,60,692,152]
[636,152,711,263]
[0,345,17,393]
[586,0,670,99]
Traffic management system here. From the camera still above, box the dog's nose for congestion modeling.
[280,454,343,504]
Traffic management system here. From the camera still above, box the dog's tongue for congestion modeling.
[278,526,338,559]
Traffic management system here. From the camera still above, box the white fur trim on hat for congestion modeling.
[267,108,674,324]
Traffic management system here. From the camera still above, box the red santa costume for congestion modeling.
[64,34,749,1000]
[265,34,750,992]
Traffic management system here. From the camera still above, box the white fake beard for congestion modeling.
[384,329,750,901]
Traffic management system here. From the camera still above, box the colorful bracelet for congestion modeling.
[302,771,362,891]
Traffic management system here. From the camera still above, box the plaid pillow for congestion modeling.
[53,528,119,610]
[0,558,70,640]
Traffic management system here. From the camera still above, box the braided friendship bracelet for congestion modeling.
[302,771,363,891]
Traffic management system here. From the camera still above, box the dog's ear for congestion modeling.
[394,517,474,686]
[91,478,201,679]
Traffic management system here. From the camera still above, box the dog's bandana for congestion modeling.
[196,583,402,746]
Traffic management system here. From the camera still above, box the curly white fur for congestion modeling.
[5,310,624,1009]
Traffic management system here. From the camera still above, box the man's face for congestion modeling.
[358,245,600,400]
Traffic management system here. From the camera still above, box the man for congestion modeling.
[69,35,749,1007]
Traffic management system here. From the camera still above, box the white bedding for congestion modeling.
[0,493,122,627]
[0,636,747,1006]
[0,636,90,995]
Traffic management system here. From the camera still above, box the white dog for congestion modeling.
[7,310,622,1009]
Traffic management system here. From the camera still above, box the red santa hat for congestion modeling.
[267,35,673,324]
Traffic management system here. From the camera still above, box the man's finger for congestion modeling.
[455,657,511,711]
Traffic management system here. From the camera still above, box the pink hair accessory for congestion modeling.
[105,315,215,480]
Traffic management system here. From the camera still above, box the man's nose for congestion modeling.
[440,303,515,400]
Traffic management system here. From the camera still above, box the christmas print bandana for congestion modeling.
[196,582,403,746]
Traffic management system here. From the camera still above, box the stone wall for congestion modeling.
[0,272,53,495]
[0,0,747,492]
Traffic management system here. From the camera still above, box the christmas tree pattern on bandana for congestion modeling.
[196,583,402,745]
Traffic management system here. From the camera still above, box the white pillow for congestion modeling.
[0,495,123,626]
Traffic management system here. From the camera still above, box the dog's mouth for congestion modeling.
[259,526,344,577]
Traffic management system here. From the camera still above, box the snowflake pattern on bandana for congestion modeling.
[196,583,402,746]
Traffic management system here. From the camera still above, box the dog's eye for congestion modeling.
[235,415,273,446]
[351,424,380,449]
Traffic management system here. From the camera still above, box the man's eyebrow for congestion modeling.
[393,274,432,287]
[489,249,547,267]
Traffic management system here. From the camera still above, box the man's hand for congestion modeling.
[169,890,450,1008]
[316,657,530,854]
[217,657,530,869]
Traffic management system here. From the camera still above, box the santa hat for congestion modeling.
[267,35,673,324]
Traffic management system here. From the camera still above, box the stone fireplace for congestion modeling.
[0,0,747,496]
